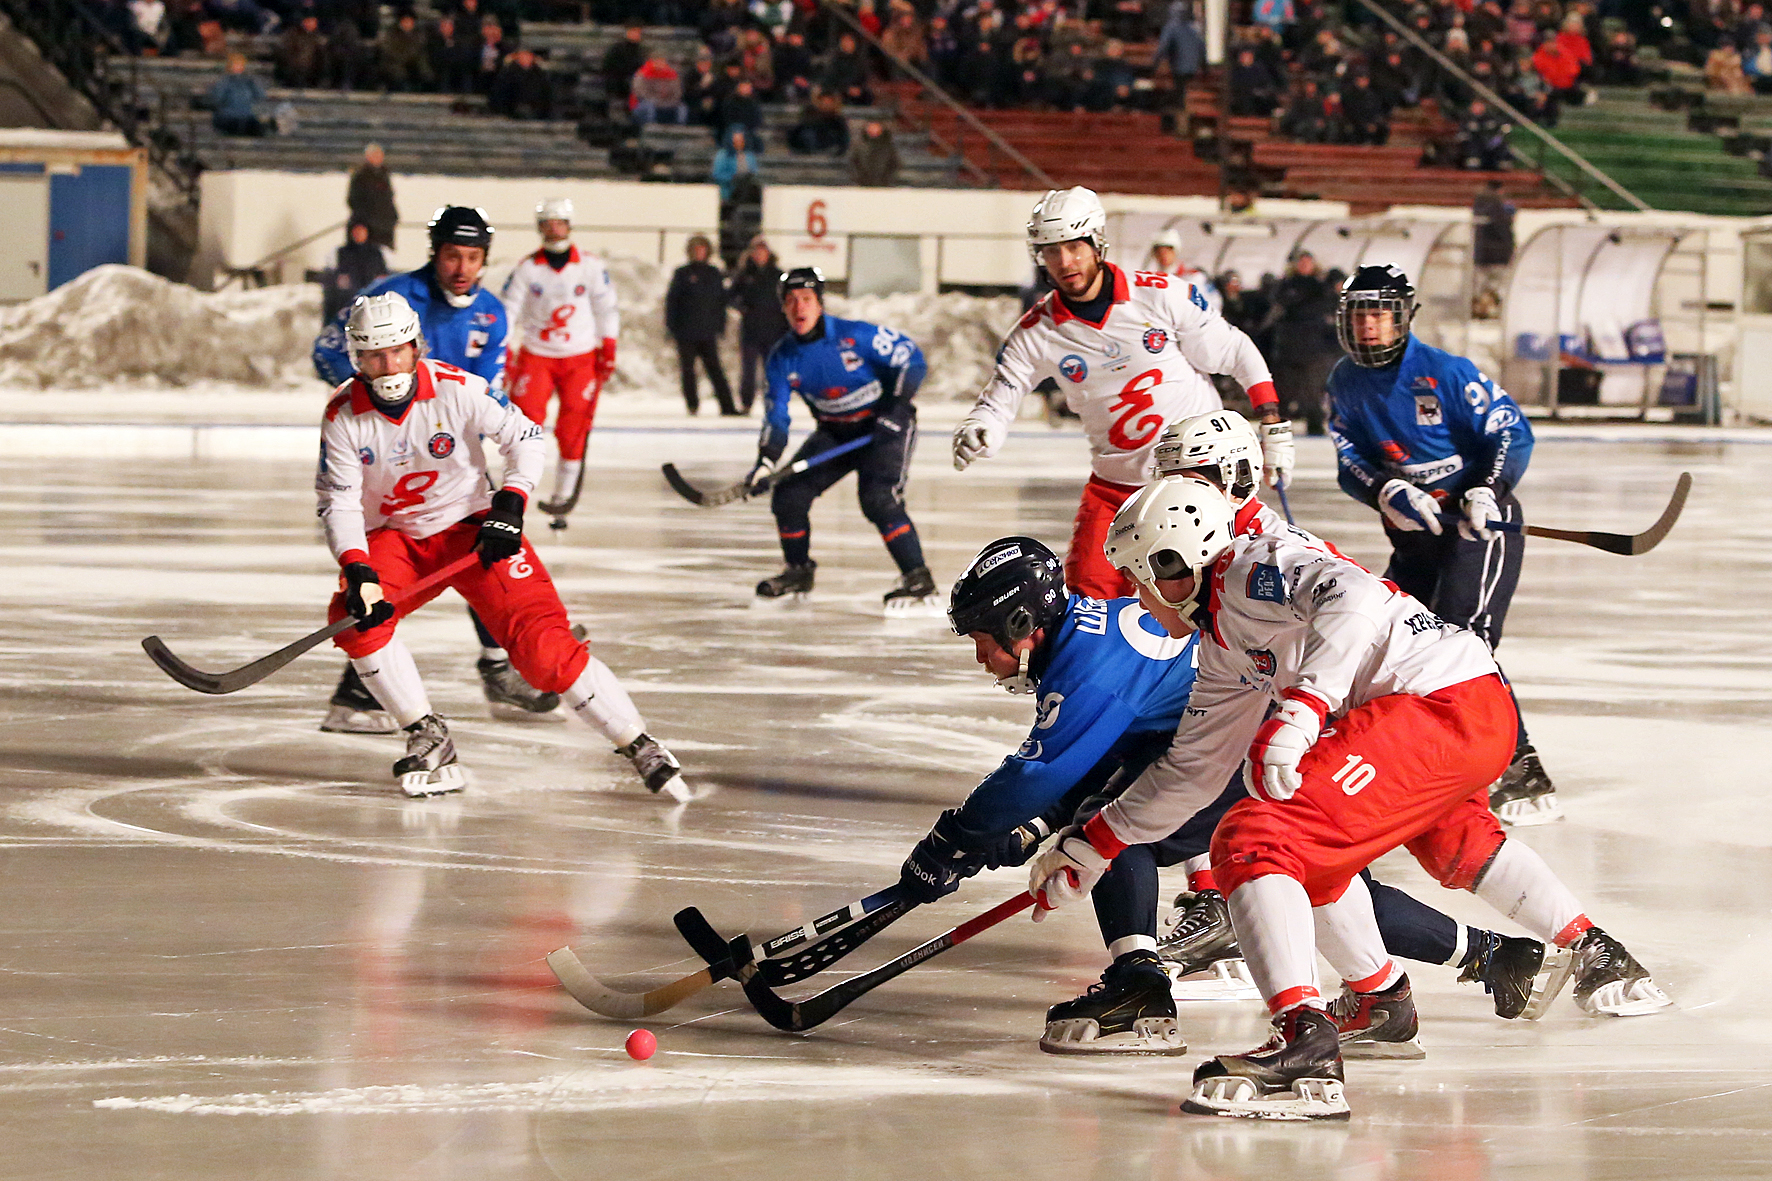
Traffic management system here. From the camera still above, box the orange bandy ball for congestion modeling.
[625,1029,657,1061]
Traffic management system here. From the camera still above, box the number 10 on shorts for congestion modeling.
[1333,754,1376,795]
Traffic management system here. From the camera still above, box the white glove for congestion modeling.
[1459,486,1502,543]
[952,417,1003,471]
[745,455,778,496]
[1378,478,1443,535]
[1244,695,1323,801]
[1027,825,1111,921]
[1258,419,1295,490]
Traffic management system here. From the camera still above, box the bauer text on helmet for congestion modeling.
[346,292,424,404]
[1337,263,1416,368]
[1104,477,1235,627]
[1153,411,1262,501]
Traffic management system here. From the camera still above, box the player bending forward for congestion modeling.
[1028,475,1670,1120]
[502,198,618,523]
[750,267,938,612]
[952,186,1291,600]
[316,293,687,799]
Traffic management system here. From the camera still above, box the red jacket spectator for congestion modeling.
[1555,22,1592,71]
[630,57,683,110]
[1533,38,1580,90]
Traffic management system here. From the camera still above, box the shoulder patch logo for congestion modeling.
[358,446,375,466]
[1411,375,1438,390]
[1414,394,1443,426]
[1189,285,1208,312]
[1060,354,1088,382]
[1246,562,1286,604]
[1142,327,1168,353]
[428,432,456,459]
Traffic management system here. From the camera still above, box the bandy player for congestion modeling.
[316,292,687,799]
[501,197,618,518]
[951,186,1292,599]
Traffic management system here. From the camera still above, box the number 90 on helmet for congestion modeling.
[1105,477,1236,614]
[948,536,1067,649]
[1152,411,1262,502]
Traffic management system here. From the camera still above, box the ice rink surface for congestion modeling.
[1,401,1769,1180]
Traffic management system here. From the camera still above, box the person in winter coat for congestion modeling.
[1261,251,1341,434]
[208,52,266,136]
[848,120,900,185]
[630,52,687,124]
[325,219,390,322]
[711,126,760,204]
[726,236,791,414]
[665,234,738,415]
[347,143,398,250]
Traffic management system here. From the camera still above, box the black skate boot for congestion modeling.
[1041,949,1186,1055]
[321,664,397,734]
[477,657,561,718]
[1182,1004,1350,1121]
[393,714,466,797]
[1457,929,1574,1020]
[755,560,815,604]
[616,733,688,801]
[1328,973,1424,1059]
[1569,927,1672,1017]
[882,565,940,615]
[1158,890,1258,999]
[1490,741,1562,827]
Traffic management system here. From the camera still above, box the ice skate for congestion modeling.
[320,665,397,734]
[1158,890,1259,1001]
[1457,930,1573,1020]
[754,561,815,607]
[477,657,562,719]
[1569,927,1672,1017]
[882,565,943,618]
[393,714,466,797]
[1181,1005,1351,1121]
[617,732,690,802]
[1328,974,1425,1059]
[1490,741,1562,826]
[1040,950,1186,1055]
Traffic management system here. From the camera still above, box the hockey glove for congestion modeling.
[952,416,1003,471]
[476,490,526,568]
[899,809,987,903]
[1028,819,1118,921]
[872,401,913,446]
[1258,419,1296,491]
[340,561,394,632]
[744,454,778,497]
[1245,693,1325,802]
[1379,478,1443,534]
[594,337,617,383]
[1459,486,1502,543]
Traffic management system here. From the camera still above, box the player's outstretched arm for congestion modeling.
[954,330,1034,470]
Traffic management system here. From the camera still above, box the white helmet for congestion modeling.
[1151,228,1183,251]
[1027,186,1108,262]
[536,196,573,224]
[345,292,423,403]
[1152,411,1262,502]
[1104,476,1236,615]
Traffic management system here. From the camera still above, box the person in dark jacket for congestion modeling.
[347,143,398,250]
[849,119,900,185]
[427,15,478,93]
[323,219,390,323]
[602,21,646,107]
[665,235,737,416]
[1260,250,1341,434]
[491,47,555,119]
[208,52,267,136]
[727,236,790,414]
[788,89,850,154]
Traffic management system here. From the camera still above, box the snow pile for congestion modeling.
[0,265,320,389]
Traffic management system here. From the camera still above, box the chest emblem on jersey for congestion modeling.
[1411,375,1438,390]
[471,312,497,327]
[1060,354,1088,382]
[428,432,456,459]
[1380,439,1409,463]
[391,437,413,466]
[1143,327,1168,353]
[1246,648,1276,676]
[358,446,375,466]
[839,350,863,372]
[574,285,586,297]
[1247,562,1286,604]
[1414,394,1443,426]
[529,283,543,297]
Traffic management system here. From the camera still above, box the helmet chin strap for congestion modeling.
[442,288,476,309]
[996,647,1036,695]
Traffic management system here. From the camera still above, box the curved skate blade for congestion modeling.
[1169,957,1262,1002]
[1519,947,1576,1020]
[1040,1016,1187,1055]
[1493,793,1563,827]
[1181,1076,1351,1121]
[882,593,946,620]
[1577,977,1674,1018]
[750,592,811,610]
[401,763,467,798]
[1341,1035,1426,1060]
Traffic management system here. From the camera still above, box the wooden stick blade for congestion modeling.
[141,617,354,695]
[1523,471,1691,557]
[1630,470,1692,555]
[545,947,714,1019]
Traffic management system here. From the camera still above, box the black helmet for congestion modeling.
[948,536,1067,651]
[779,265,826,302]
[428,205,494,252]
[1336,263,1416,368]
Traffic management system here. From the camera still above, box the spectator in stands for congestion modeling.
[702,0,750,55]
[126,0,167,52]
[347,143,398,249]
[1153,2,1205,102]
[1278,77,1333,141]
[740,28,778,96]
[665,234,737,416]
[204,0,275,35]
[379,12,434,92]
[602,22,646,107]
[1597,27,1642,85]
[1340,73,1389,145]
[788,89,850,153]
[1471,177,1514,316]
[858,0,883,37]
[1455,97,1512,169]
[1371,48,1418,109]
[727,235,789,414]
[208,53,268,136]
[1555,13,1594,80]
[824,31,875,106]
[1253,0,1294,37]
[1096,39,1138,109]
[718,79,766,143]
[849,119,900,184]
[712,127,760,204]
[491,46,555,119]
[428,15,477,94]
[686,48,723,126]
[1707,40,1753,93]
[1747,25,1772,93]
[775,30,817,100]
[927,16,963,89]
[276,13,327,87]
[1261,250,1338,435]
[1532,30,1585,105]
[474,19,507,95]
[632,52,688,124]
[1733,3,1765,53]
[881,6,930,66]
[322,219,390,323]
[322,13,372,90]
[1218,270,1266,339]
[753,0,796,39]
[1228,46,1281,116]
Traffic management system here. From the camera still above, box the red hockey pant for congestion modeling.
[1067,474,1140,600]
[329,521,589,693]
[1212,674,1515,906]
[510,349,601,461]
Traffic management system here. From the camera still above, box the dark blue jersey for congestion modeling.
[759,314,927,459]
[1326,335,1533,508]
[313,266,509,396]
[954,595,1199,835]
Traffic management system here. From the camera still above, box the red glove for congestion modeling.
[594,338,617,383]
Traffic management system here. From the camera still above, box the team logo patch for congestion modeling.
[428,432,456,459]
[1189,285,1209,311]
[574,285,586,296]
[976,546,1021,575]
[1380,439,1409,463]
[1060,354,1088,382]
[1143,328,1168,353]
[358,446,375,466]
[471,311,497,327]
[840,350,863,372]
[840,338,855,348]
[1246,648,1277,676]
[1484,404,1520,433]
[529,283,543,297]
[1412,375,1438,390]
[1247,562,1286,604]
[1414,395,1443,426]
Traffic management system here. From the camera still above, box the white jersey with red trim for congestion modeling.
[966,265,1273,486]
[316,358,547,560]
[501,245,619,359]
[1094,521,1499,847]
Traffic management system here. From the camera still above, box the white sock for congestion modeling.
[351,639,430,728]
[562,654,644,748]
[1312,874,1395,989]
[1473,838,1587,943]
[481,646,507,662]
[1446,924,1470,968]
[554,460,583,502]
[1107,934,1158,960]
[1183,853,1213,876]
[1228,874,1322,1012]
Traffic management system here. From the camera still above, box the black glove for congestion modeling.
[898,809,1046,904]
[341,562,394,632]
[745,453,778,497]
[872,400,913,445]
[477,489,525,568]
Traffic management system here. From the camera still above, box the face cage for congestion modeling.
[1337,296,1413,367]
